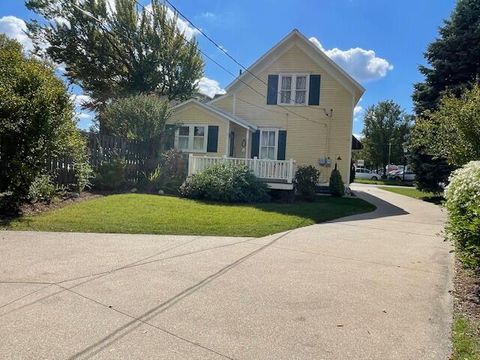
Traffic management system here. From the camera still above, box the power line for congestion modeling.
[136,0,323,123]
[72,1,327,124]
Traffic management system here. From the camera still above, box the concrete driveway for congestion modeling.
[0,185,452,359]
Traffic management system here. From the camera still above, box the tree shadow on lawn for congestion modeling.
[326,191,409,223]
[231,195,378,225]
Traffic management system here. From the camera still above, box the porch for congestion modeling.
[188,154,296,190]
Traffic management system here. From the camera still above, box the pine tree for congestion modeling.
[412,0,480,115]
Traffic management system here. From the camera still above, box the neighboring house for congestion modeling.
[166,29,364,189]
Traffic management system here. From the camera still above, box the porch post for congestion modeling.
[245,129,250,159]
[188,153,194,176]
[287,158,295,183]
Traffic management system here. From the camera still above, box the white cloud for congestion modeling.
[70,94,92,107]
[196,77,226,98]
[309,37,393,82]
[353,133,364,140]
[354,105,363,117]
[0,16,33,52]
[200,12,216,20]
[78,112,93,120]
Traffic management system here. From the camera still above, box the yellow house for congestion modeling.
[167,29,364,190]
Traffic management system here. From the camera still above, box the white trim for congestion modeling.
[172,99,257,131]
[174,124,208,153]
[258,128,279,160]
[211,29,364,104]
[277,73,310,106]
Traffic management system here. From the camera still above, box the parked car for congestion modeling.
[355,168,380,180]
[388,170,415,182]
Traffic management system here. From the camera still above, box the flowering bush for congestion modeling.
[444,161,480,268]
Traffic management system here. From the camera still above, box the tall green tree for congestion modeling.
[26,0,203,126]
[412,84,480,167]
[412,0,480,115]
[361,101,412,173]
[101,94,174,157]
[410,0,480,192]
[0,35,87,203]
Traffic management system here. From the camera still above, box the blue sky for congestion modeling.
[1,0,456,136]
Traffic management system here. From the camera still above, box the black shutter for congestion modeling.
[277,130,287,160]
[267,75,279,105]
[308,74,321,106]
[251,130,260,158]
[207,126,219,152]
[164,124,176,150]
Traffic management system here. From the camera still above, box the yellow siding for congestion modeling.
[213,43,355,183]
[229,122,248,158]
[167,103,228,157]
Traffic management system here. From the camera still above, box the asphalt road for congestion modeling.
[0,184,453,359]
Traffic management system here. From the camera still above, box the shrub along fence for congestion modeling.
[42,132,185,187]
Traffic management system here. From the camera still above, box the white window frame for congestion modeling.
[258,128,279,160]
[174,124,208,153]
[277,73,310,106]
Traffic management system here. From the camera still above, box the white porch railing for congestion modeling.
[188,154,296,183]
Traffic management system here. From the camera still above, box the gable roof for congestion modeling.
[172,99,257,131]
[213,29,365,104]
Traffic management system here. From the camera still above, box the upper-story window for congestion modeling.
[278,74,309,105]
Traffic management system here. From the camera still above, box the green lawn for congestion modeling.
[4,194,375,237]
[378,186,442,203]
[452,316,480,360]
[354,178,413,187]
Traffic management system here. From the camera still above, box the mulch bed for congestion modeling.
[453,258,480,333]
[0,191,102,222]
[20,191,102,217]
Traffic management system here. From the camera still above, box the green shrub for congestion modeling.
[180,163,269,203]
[445,161,480,268]
[93,158,127,191]
[74,159,93,193]
[28,174,57,203]
[137,166,164,193]
[0,35,88,203]
[135,149,187,194]
[295,165,320,201]
[159,149,187,194]
[329,168,345,197]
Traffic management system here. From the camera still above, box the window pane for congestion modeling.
[268,131,275,146]
[260,147,268,159]
[179,126,189,136]
[267,147,275,160]
[194,126,204,136]
[281,76,292,90]
[193,137,204,150]
[295,91,306,104]
[261,131,269,146]
[280,90,291,104]
[296,76,307,90]
[178,137,189,150]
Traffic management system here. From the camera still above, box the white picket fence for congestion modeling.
[188,154,296,183]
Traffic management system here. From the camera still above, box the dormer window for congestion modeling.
[278,74,309,105]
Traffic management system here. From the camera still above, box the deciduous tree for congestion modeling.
[0,35,87,203]
[361,101,412,173]
[26,0,203,128]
